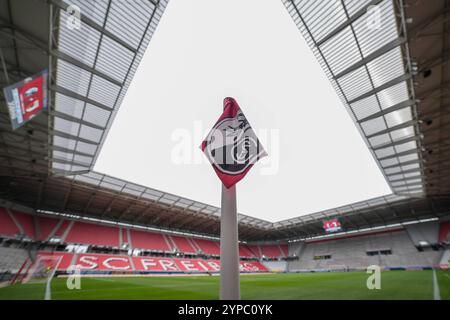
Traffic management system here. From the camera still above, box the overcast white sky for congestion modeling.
[94,0,391,222]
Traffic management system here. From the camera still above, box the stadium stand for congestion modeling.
[239,245,255,258]
[262,260,287,272]
[132,256,176,272]
[0,207,290,259]
[130,229,171,252]
[0,208,20,237]
[440,250,450,266]
[10,210,35,239]
[260,244,286,258]
[240,261,268,273]
[244,244,288,258]
[287,228,441,271]
[0,247,29,274]
[405,221,440,246]
[35,216,60,241]
[38,251,76,271]
[288,241,305,258]
[439,221,450,243]
[52,220,72,241]
[2,206,447,275]
[120,227,128,247]
[34,252,268,273]
[174,258,220,272]
[171,235,197,254]
[192,238,220,256]
[279,244,289,257]
[247,245,262,257]
[75,253,133,271]
[65,222,120,247]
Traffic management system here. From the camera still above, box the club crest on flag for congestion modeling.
[201,97,267,189]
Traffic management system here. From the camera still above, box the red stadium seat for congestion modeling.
[36,216,60,241]
[38,251,76,270]
[239,245,255,257]
[130,229,170,251]
[171,235,197,253]
[133,256,180,272]
[279,244,289,257]
[240,261,268,272]
[174,258,218,272]
[260,245,283,258]
[53,220,71,238]
[192,238,220,255]
[10,210,35,238]
[0,207,20,237]
[439,221,450,242]
[74,253,133,271]
[247,245,262,257]
[37,252,269,273]
[65,221,120,247]
[122,228,129,245]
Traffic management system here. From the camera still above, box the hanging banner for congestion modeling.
[3,69,48,130]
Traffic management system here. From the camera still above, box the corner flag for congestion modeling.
[200,97,267,300]
[200,97,267,188]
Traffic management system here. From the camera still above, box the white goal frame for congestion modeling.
[21,255,62,300]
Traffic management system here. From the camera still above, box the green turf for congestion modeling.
[436,270,450,300]
[0,270,448,300]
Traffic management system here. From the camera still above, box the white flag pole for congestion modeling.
[220,184,240,300]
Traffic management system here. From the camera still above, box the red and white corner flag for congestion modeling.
[200,97,267,188]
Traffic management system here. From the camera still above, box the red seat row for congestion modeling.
[438,221,450,243]
[38,252,268,273]
[1,207,288,257]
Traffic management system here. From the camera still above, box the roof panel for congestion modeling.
[282,0,425,196]
[352,0,397,57]
[64,0,109,26]
[58,11,101,67]
[50,0,170,174]
[95,36,134,83]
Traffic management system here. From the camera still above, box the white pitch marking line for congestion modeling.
[432,270,441,301]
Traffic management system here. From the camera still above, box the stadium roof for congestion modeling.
[284,0,425,196]
[0,0,449,241]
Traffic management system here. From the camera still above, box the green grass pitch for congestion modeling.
[0,270,448,300]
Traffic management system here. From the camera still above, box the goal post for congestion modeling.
[21,255,62,300]
[328,264,348,272]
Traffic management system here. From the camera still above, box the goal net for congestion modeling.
[328,264,348,272]
[21,255,62,300]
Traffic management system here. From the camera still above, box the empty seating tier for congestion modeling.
[0,208,20,237]
[65,222,119,247]
[130,229,170,252]
[193,238,220,255]
[239,245,255,257]
[439,221,450,242]
[36,216,60,241]
[260,245,284,258]
[0,207,289,258]
[171,235,197,253]
[11,210,35,238]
